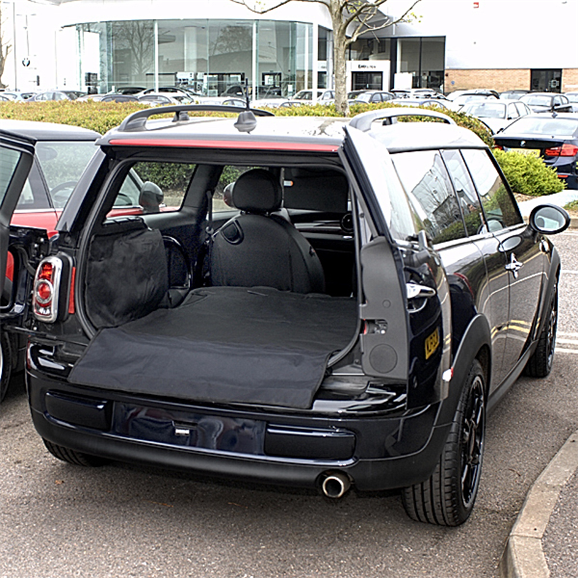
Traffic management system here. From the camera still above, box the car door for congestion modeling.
[461,148,545,390]
[339,125,452,409]
[0,131,37,295]
[0,130,49,324]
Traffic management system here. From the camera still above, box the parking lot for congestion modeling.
[0,231,576,578]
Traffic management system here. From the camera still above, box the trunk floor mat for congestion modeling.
[70,286,358,409]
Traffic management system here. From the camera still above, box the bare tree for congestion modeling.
[230,0,420,115]
[115,21,155,79]
[0,4,12,89]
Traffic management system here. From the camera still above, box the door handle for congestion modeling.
[505,253,524,279]
[406,282,437,312]
[406,282,437,300]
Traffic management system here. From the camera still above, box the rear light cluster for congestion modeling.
[33,257,64,323]
[544,144,578,157]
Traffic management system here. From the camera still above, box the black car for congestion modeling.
[493,113,578,188]
[519,92,573,114]
[0,105,569,527]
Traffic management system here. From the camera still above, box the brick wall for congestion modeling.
[445,70,530,93]
[444,69,578,94]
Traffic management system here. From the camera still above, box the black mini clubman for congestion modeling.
[0,105,569,526]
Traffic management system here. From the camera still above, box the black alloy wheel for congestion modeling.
[402,359,486,526]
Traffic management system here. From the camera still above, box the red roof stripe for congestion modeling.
[107,138,339,152]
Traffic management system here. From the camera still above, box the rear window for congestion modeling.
[464,103,505,118]
[503,117,578,137]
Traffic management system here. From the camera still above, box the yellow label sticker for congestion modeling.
[425,327,440,360]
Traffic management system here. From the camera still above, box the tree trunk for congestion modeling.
[329,2,349,116]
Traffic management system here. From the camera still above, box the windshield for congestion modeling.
[504,117,578,137]
[36,141,97,208]
[463,102,506,118]
[520,95,552,106]
[353,93,373,103]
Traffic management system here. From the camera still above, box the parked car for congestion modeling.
[461,100,532,134]
[1,105,568,527]
[500,89,530,100]
[564,92,578,113]
[137,87,196,103]
[100,94,140,103]
[446,89,499,101]
[28,91,74,102]
[389,98,450,110]
[292,89,335,102]
[60,90,86,100]
[448,92,499,111]
[494,113,578,188]
[519,93,573,114]
[113,86,147,95]
[0,119,100,402]
[137,93,182,106]
[0,91,27,101]
[348,90,395,104]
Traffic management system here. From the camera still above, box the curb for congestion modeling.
[498,431,578,578]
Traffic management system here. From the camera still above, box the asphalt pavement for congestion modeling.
[499,191,578,578]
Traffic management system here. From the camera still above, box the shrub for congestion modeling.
[492,148,565,196]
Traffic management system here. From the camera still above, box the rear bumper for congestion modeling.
[27,369,451,492]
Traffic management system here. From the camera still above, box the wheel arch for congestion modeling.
[437,313,492,426]
[533,247,561,343]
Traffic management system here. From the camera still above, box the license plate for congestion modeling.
[510,148,540,157]
[425,327,440,360]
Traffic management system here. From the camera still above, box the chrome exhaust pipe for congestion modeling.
[321,472,351,499]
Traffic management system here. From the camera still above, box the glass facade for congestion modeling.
[74,18,444,96]
[76,19,315,98]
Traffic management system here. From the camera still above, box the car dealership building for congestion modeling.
[2,0,578,97]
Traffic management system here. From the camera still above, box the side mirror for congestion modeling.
[529,204,570,235]
[139,181,164,213]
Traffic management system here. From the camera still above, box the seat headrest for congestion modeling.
[233,169,282,214]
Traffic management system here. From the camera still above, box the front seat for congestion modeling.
[210,169,325,293]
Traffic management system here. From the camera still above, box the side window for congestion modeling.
[392,150,466,244]
[441,150,484,237]
[0,147,21,205]
[507,103,519,119]
[213,166,263,213]
[110,161,194,216]
[461,148,522,231]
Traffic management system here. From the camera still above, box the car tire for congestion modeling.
[0,330,13,403]
[402,359,486,526]
[524,282,558,378]
[43,439,107,467]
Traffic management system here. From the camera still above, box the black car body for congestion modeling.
[0,106,568,527]
[519,92,573,114]
[493,113,578,188]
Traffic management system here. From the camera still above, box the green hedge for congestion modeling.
[0,100,564,198]
[492,148,565,196]
[0,99,494,144]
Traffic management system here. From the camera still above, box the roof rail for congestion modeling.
[349,108,456,132]
[117,104,274,132]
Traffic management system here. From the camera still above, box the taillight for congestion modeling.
[544,143,578,157]
[33,257,63,323]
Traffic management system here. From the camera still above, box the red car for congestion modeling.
[0,119,100,401]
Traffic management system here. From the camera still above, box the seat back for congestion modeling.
[210,169,325,293]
